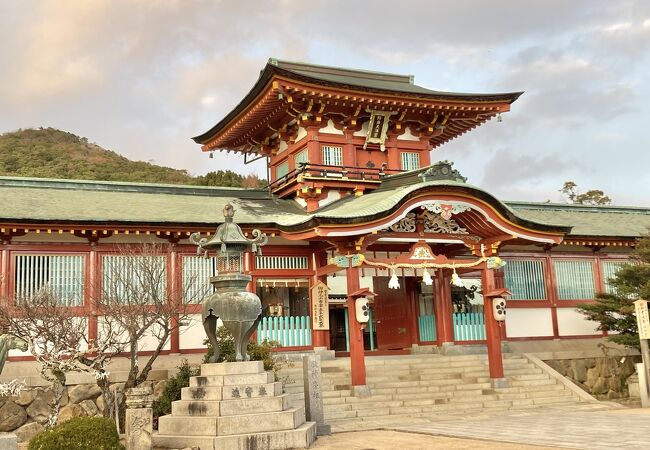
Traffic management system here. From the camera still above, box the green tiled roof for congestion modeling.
[0,176,306,227]
[193,58,522,144]
[0,176,648,239]
[506,202,650,238]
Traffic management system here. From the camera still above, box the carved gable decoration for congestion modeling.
[389,212,417,232]
[419,160,467,183]
[422,210,468,234]
[388,209,468,235]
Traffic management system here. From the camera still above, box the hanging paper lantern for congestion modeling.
[422,268,433,286]
[388,270,400,289]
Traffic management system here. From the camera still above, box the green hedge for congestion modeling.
[29,416,124,450]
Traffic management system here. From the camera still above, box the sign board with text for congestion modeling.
[311,281,330,331]
[635,299,650,340]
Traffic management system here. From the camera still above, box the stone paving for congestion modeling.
[395,406,650,450]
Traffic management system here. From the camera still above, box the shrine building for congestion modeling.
[1,59,649,390]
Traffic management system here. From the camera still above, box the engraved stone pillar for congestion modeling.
[125,386,153,450]
[302,354,330,435]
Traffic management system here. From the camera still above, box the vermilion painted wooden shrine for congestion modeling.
[1,59,648,392]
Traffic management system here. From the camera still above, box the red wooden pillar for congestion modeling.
[346,266,368,393]
[434,269,454,344]
[481,268,506,385]
[312,252,329,349]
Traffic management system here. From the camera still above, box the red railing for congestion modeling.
[268,163,403,191]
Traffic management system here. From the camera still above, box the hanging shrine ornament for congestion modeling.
[330,240,506,290]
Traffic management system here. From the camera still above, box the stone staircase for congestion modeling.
[279,353,588,430]
[154,361,316,449]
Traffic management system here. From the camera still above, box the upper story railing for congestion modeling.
[267,163,404,192]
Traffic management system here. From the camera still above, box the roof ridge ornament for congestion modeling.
[419,160,467,183]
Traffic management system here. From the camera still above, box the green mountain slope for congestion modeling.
[0,128,196,184]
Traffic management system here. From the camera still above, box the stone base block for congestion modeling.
[0,433,17,450]
[189,372,273,387]
[158,407,305,436]
[491,377,510,389]
[182,382,282,401]
[201,361,263,376]
[351,385,371,398]
[153,421,317,450]
[218,407,305,435]
[171,394,289,416]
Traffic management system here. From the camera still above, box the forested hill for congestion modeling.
[0,128,264,188]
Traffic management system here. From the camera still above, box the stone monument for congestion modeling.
[302,355,330,436]
[125,386,153,450]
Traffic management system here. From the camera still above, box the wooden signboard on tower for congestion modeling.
[311,281,330,330]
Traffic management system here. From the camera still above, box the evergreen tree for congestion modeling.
[577,235,650,349]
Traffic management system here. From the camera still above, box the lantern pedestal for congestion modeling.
[154,361,317,449]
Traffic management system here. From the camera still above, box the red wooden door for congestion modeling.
[373,277,414,349]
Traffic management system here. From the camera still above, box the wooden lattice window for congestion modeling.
[553,259,595,300]
[401,152,420,171]
[276,161,289,180]
[256,255,309,270]
[503,259,547,300]
[14,254,85,306]
[294,149,308,167]
[102,255,166,304]
[602,261,628,294]
[182,255,217,303]
[322,146,342,166]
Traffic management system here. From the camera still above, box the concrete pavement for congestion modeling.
[395,406,650,450]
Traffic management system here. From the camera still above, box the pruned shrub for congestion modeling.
[28,416,123,450]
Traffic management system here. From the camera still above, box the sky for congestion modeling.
[1,0,649,205]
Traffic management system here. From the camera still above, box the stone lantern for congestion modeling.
[190,203,267,362]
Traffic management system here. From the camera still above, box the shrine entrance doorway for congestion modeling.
[373,277,417,349]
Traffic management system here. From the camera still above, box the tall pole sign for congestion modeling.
[634,299,650,407]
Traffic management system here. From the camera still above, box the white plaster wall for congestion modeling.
[9,317,89,357]
[293,197,307,208]
[327,271,347,295]
[179,314,220,350]
[353,121,369,137]
[318,190,341,208]
[556,308,601,336]
[277,140,288,153]
[505,307,554,338]
[295,127,307,142]
[398,126,420,141]
[96,316,171,352]
[321,119,344,135]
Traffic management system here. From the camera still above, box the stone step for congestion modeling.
[509,378,555,387]
[171,394,290,417]
[153,421,317,450]
[181,382,282,401]
[509,373,550,381]
[200,361,264,376]
[189,372,274,387]
[158,407,305,436]
[322,390,350,398]
[324,409,358,420]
